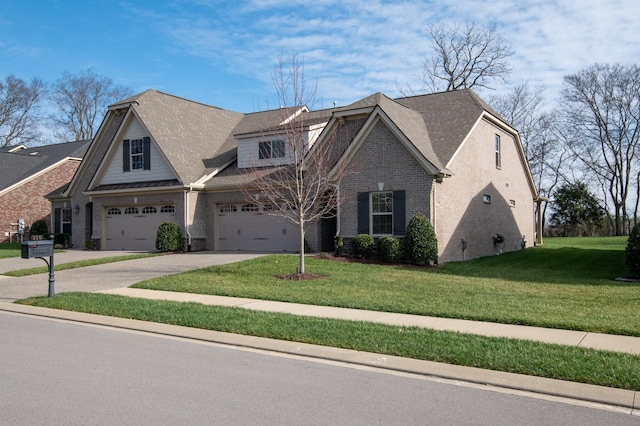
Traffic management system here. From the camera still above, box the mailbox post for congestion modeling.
[21,238,55,297]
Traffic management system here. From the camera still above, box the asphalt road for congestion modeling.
[2,311,637,425]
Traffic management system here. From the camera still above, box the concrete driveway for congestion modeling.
[0,250,263,302]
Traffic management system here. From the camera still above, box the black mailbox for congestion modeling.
[21,240,54,259]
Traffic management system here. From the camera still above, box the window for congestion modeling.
[130,139,144,170]
[123,137,150,172]
[358,191,405,236]
[142,206,157,214]
[483,194,492,204]
[219,204,237,213]
[258,140,285,159]
[371,191,393,235]
[124,207,139,214]
[241,203,259,212]
[495,134,501,169]
[262,204,275,212]
[107,208,122,215]
[62,208,72,234]
[160,205,175,213]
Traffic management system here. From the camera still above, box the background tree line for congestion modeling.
[405,22,640,237]
[0,68,132,147]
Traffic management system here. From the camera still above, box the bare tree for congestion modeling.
[560,63,640,236]
[0,75,46,147]
[416,22,514,93]
[491,82,568,233]
[242,53,351,274]
[49,68,132,141]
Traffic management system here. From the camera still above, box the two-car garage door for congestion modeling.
[105,205,176,251]
[217,203,298,252]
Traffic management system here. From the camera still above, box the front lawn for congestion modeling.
[0,242,20,259]
[129,237,639,336]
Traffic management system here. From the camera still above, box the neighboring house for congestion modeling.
[0,140,90,243]
[51,89,539,262]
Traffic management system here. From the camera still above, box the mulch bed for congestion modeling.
[276,254,437,280]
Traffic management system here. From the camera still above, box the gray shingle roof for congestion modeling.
[0,140,90,191]
[124,90,245,185]
[395,89,502,168]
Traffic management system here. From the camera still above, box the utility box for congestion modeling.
[21,240,54,259]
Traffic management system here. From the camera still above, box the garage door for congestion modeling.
[217,203,298,252]
[105,205,176,250]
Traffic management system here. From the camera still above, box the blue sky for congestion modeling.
[1,0,639,113]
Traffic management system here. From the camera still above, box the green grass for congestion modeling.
[0,242,22,258]
[129,237,639,336]
[18,292,640,391]
[2,253,161,276]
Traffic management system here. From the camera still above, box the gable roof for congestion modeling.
[0,140,90,194]
[395,89,507,168]
[114,90,245,186]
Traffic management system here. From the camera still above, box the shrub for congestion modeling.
[30,219,48,237]
[625,224,640,277]
[352,233,374,259]
[156,222,182,252]
[53,233,70,247]
[377,236,402,262]
[404,213,438,265]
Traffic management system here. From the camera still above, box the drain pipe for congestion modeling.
[184,187,192,251]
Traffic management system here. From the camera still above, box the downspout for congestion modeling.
[184,187,192,251]
[335,184,341,236]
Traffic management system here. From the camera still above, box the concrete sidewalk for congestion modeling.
[99,287,640,356]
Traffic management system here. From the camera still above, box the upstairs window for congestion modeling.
[495,134,501,169]
[131,139,144,169]
[258,140,285,159]
[123,137,151,172]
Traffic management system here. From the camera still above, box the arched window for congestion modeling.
[160,205,175,213]
[142,206,157,214]
[107,208,121,215]
[124,207,139,215]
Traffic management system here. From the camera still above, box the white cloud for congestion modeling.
[139,0,640,109]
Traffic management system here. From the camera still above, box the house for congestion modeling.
[51,89,539,262]
[0,140,90,243]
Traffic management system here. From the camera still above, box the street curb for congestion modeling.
[1,302,638,413]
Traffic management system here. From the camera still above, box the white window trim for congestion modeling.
[370,191,394,236]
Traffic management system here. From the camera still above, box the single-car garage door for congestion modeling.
[105,204,176,250]
[217,203,298,252]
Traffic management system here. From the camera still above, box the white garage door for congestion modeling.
[217,203,298,252]
[105,205,177,250]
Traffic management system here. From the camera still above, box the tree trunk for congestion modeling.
[298,218,305,274]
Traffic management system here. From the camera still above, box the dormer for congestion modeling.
[235,107,328,169]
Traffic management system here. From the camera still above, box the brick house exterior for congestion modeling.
[54,89,538,262]
[0,141,89,243]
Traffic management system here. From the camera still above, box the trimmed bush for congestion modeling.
[625,224,640,277]
[404,213,438,265]
[156,222,182,252]
[377,236,402,262]
[30,219,48,237]
[352,233,374,259]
